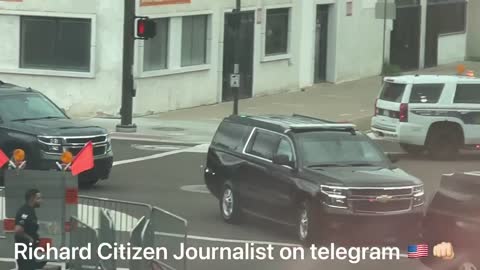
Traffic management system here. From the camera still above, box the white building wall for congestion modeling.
[0,0,124,117]
[437,33,467,65]
[467,0,480,60]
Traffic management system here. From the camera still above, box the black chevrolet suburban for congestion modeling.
[0,81,113,187]
[204,114,425,244]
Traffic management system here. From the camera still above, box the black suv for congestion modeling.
[0,81,113,187]
[420,172,479,270]
[204,114,425,244]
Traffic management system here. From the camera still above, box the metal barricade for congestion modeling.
[78,196,152,246]
[0,187,5,238]
[69,216,101,270]
[151,207,188,270]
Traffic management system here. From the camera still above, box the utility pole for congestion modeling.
[116,0,137,132]
[231,0,241,115]
[381,0,387,79]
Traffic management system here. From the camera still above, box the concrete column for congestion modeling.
[418,0,427,69]
[298,0,315,89]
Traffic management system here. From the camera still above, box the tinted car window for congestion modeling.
[409,84,444,103]
[247,130,280,160]
[211,121,251,152]
[454,84,480,104]
[276,138,294,162]
[379,82,406,102]
[0,94,65,121]
[296,132,387,166]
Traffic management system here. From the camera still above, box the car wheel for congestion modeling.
[78,174,99,189]
[427,130,460,160]
[400,143,425,155]
[297,200,321,246]
[220,182,242,224]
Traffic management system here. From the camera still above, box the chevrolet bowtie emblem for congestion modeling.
[376,195,393,203]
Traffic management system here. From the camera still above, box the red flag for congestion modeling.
[71,141,94,176]
[0,149,9,168]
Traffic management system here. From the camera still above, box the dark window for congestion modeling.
[427,1,466,34]
[212,121,251,152]
[265,8,289,56]
[144,18,169,71]
[379,82,407,102]
[0,94,66,122]
[182,15,208,67]
[454,84,480,104]
[409,84,444,103]
[20,16,91,72]
[276,138,294,162]
[247,130,280,160]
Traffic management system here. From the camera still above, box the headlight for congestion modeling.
[413,185,425,207]
[106,134,112,152]
[321,185,348,208]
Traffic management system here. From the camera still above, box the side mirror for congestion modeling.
[273,154,294,168]
[387,153,399,163]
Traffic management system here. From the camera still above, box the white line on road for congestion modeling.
[113,144,210,166]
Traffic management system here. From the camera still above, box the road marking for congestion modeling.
[180,185,210,194]
[131,144,183,151]
[113,144,210,166]
[112,135,208,145]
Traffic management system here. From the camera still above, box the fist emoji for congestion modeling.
[433,242,455,260]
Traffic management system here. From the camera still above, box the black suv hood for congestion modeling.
[6,119,108,136]
[305,166,422,187]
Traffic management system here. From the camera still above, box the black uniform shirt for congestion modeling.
[14,204,39,244]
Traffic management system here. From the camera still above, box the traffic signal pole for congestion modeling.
[116,0,137,133]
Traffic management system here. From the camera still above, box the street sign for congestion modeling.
[375,0,396,20]
[230,74,240,88]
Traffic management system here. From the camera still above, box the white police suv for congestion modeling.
[371,74,480,160]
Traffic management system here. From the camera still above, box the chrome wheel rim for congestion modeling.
[222,188,233,217]
[459,262,478,270]
[299,208,309,240]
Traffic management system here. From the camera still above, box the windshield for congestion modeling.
[0,94,66,122]
[379,82,406,102]
[296,131,388,167]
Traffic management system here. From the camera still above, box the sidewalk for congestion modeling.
[81,61,479,144]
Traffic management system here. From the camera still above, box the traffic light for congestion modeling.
[136,17,156,40]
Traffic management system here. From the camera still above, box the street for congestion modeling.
[81,138,480,270]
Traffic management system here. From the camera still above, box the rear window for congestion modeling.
[409,84,444,103]
[379,82,406,102]
[211,121,252,152]
[454,84,480,104]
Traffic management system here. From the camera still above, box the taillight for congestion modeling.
[399,103,408,122]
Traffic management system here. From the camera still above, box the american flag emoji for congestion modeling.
[408,244,429,258]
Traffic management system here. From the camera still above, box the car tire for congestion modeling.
[297,199,322,246]
[220,181,242,224]
[400,143,425,156]
[427,129,460,160]
[78,174,99,189]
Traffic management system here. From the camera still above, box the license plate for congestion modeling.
[383,110,390,116]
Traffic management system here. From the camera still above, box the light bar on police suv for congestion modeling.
[288,123,357,130]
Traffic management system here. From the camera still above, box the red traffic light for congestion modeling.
[136,18,156,39]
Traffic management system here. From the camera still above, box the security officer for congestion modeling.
[14,188,47,270]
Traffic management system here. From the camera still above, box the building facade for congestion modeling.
[0,0,467,117]
[467,0,480,60]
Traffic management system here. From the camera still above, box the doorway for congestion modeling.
[314,5,329,83]
[389,5,421,70]
[222,11,255,102]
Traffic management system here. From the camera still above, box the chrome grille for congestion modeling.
[66,136,107,144]
[350,188,413,197]
[352,199,412,213]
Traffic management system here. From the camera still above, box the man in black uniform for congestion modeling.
[14,188,47,270]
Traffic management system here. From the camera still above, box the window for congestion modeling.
[247,130,280,160]
[265,8,290,56]
[379,82,406,102]
[409,84,444,103]
[20,16,91,72]
[0,94,66,122]
[276,138,294,162]
[181,15,208,66]
[454,84,480,104]
[297,132,387,166]
[427,1,466,34]
[144,18,169,71]
[212,121,251,152]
